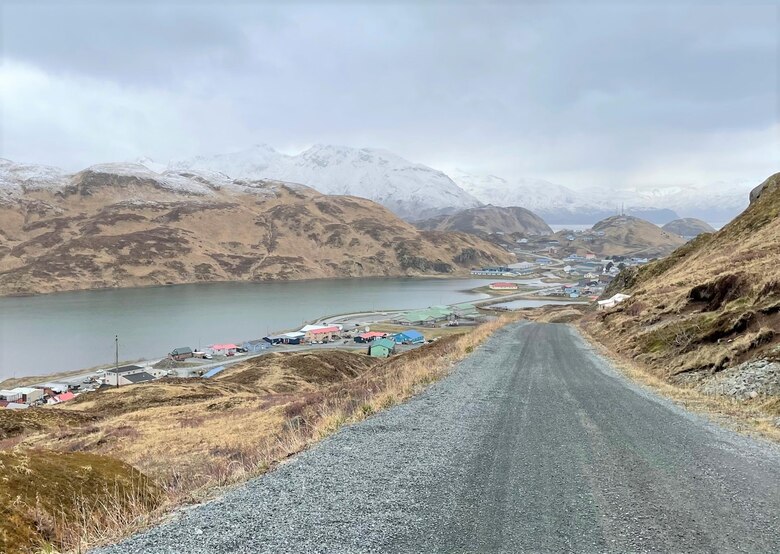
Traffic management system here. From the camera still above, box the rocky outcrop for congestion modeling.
[697,358,779,400]
[749,172,780,204]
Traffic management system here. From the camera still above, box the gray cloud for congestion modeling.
[0,1,778,189]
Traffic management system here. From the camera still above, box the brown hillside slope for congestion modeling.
[0,450,160,554]
[0,162,512,296]
[586,173,780,410]
[564,214,686,258]
[662,217,716,238]
[550,215,686,259]
[416,205,552,236]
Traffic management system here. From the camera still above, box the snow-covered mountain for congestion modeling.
[449,170,674,224]
[0,158,295,204]
[582,183,751,225]
[162,144,481,220]
[450,169,751,225]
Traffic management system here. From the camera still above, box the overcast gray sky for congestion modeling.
[1,1,778,190]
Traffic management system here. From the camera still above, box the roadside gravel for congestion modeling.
[95,322,780,553]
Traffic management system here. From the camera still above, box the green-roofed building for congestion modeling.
[368,337,396,358]
[453,303,481,319]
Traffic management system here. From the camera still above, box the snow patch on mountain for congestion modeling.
[0,159,284,201]
[165,144,481,220]
[0,158,68,195]
[451,169,750,225]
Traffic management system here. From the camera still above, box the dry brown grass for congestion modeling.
[0,177,513,296]
[0,450,161,554]
[580,179,780,434]
[6,315,518,552]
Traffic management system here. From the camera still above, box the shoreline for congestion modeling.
[0,271,499,300]
[0,280,579,388]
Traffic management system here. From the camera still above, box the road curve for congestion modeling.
[96,322,780,553]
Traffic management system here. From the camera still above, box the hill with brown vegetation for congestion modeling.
[662,218,716,238]
[556,214,686,258]
[415,205,552,236]
[1,318,512,551]
[0,160,512,296]
[0,450,160,554]
[585,172,780,416]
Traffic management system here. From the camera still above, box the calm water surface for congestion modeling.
[0,278,503,379]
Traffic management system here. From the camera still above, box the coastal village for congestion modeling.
[0,245,643,411]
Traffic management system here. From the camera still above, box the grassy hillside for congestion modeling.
[586,173,780,412]
[0,450,160,554]
[662,217,716,237]
[554,215,686,258]
[416,205,552,236]
[0,166,512,296]
[2,317,516,551]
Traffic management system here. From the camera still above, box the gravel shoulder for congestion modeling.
[95,322,780,553]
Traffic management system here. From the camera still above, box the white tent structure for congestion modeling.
[597,293,631,310]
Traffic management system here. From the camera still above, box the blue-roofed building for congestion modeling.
[393,330,425,344]
[203,366,226,378]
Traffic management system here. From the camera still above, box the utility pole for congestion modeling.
[115,334,119,388]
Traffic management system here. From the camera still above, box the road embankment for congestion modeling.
[95,322,780,553]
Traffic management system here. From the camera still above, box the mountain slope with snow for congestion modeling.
[165,145,481,220]
[450,170,752,225]
[450,170,680,225]
[0,158,511,296]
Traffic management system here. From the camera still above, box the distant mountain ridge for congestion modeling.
[415,205,552,236]
[450,169,750,225]
[159,144,482,221]
[0,159,512,296]
[553,214,686,258]
[5,142,751,226]
[662,218,716,238]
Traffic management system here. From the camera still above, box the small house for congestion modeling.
[5,402,29,410]
[0,389,22,402]
[210,343,238,355]
[489,282,519,291]
[355,331,387,343]
[104,364,146,387]
[169,347,193,361]
[121,372,156,385]
[281,332,305,344]
[300,323,343,333]
[243,339,268,352]
[393,330,425,344]
[305,326,340,343]
[51,391,76,404]
[14,387,43,404]
[368,337,396,358]
[41,383,69,394]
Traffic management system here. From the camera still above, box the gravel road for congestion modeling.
[96,322,780,553]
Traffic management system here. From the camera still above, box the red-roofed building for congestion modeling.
[51,391,76,404]
[489,282,519,291]
[304,325,340,343]
[354,331,387,344]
